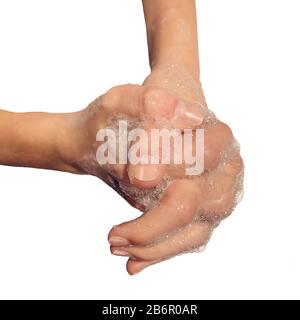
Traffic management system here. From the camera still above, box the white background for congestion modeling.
[0,0,299,299]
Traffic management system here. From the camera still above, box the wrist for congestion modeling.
[53,112,87,174]
[58,105,107,177]
[146,8,200,81]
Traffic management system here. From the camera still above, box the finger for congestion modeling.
[102,85,206,188]
[126,258,161,276]
[103,84,205,128]
[126,121,187,188]
[201,154,244,218]
[111,221,211,262]
[126,125,166,188]
[126,241,208,275]
[108,179,202,246]
[203,120,234,170]
[128,120,236,186]
[127,161,166,189]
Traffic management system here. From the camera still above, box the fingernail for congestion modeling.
[132,165,160,181]
[174,100,204,126]
[109,236,131,246]
[129,156,160,182]
[112,250,130,257]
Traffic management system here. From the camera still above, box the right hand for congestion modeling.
[103,68,244,274]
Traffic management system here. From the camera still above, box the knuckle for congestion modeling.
[102,84,136,109]
[224,154,244,177]
[218,121,233,139]
[212,192,235,218]
[141,86,174,116]
[177,205,195,225]
[204,144,219,170]
[233,155,244,175]
[204,121,234,170]
[195,222,212,242]
[141,87,158,110]
[102,86,119,109]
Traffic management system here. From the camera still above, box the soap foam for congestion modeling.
[103,109,244,255]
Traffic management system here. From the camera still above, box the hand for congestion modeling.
[68,82,205,210]
[107,65,244,275]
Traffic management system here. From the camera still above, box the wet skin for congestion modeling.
[69,66,244,275]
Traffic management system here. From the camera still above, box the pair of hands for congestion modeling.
[65,65,244,275]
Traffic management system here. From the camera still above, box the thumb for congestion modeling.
[127,159,165,189]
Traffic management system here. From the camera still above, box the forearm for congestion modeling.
[0,109,80,173]
[142,0,200,80]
